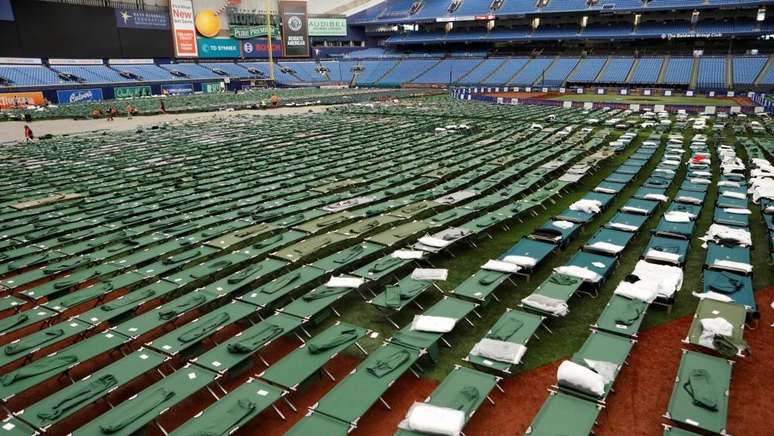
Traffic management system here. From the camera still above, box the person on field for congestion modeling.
[23,125,34,142]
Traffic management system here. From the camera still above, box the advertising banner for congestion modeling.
[231,24,281,39]
[115,85,152,99]
[56,88,104,105]
[308,18,347,36]
[280,1,309,58]
[115,8,169,29]
[202,82,224,93]
[162,83,194,95]
[0,0,13,21]
[0,92,44,109]
[197,37,241,58]
[170,0,198,57]
[241,38,282,58]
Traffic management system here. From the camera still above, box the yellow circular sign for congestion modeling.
[195,9,220,38]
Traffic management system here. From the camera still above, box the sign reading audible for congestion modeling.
[280,1,309,58]
[114,85,152,99]
[56,88,104,104]
[197,37,241,58]
[308,18,347,37]
[170,0,198,57]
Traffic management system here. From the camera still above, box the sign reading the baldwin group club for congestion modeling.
[279,1,308,58]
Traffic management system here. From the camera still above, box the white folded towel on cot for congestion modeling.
[595,187,618,194]
[645,249,681,264]
[722,191,747,200]
[608,222,638,232]
[587,242,624,255]
[521,294,569,316]
[569,199,602,214]
[622,206,648,215]
[717,180,740,187]
[644,194,669,202]
[724,208,751,215]
[502,255,537,268]
[614,280,658,303]
[481,260,520,274]
[690,178,711,184]
[557,361,606,398]
[699,317,734,350]
[664,211,693,223]
[417,236,452,248]
[325,276,364,289]
[692,291,733,303]
[391,250,424,259]
[411,268,448,281]
[711,260,753,274]
[401,403,465,436]
[411,315,456,333]
[552,220,575,230]
[470,338,526,364]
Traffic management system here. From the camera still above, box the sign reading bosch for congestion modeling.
[162,83,194,95]
[197,37,241,58]
[115,8,169,29]
[280,1,309,58]
[56,88,104,105]
[241,38,282,58]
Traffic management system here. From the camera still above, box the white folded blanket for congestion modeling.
[698,317,734,350]
[587,242,624,254]
[391,250,424,259]
[557,361,606,398]
[622,206,648,215]
[569,199,602,214]
[717,180,740,187]
[700,224,752,248]
[710,260,753,274]
[502,255,537,268]
[724,208,751,215]
[482,260,520,274]
[644,194,669,202]
[677,195,702,204]
[662,159,681,166]
[664,211,693,223]
[692,291,733,303]
[690,178,711,184]
[402,403,465,436]
[325,276,364,289]
[521,294,569,316]
[693,171,712,177]
[411,268,448,281]
[552,220,575,230]
[608,222,638,232]
[469,338,527,364]
[645,249,681,264]
[595,187,618,194]
[721,191,747,200]
[614,280,658,303]
[417,236,451,248]
[411,315,456,333]
[554,266,601,283]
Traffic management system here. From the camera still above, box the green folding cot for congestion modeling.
[1,254,98,291]
[526,391,602,436]
[41,270,149,314]
[272,233,351,263]
[367,221,429,247]
[584,228,635,257]
[621,198,659,216]
[662,424,702,435]
[685,299,748,357]
[0,331,130,402]
[163,249,261,287]
[258,322,369,392]
[520,273,584,318]
[593,295,649,338]
[132,245,221,279]
[295,211,358,234]
[675,189,706,205]
[76,279,180,326]
[388,297,478,363]
[112,289,223,339]
[192,312,306,374]
[461,212,511,236]
[19,263,124,302]
[655,218,696,240]
[702,270,756,313]
[169,378,286,435]
[146,301,258,357]
[530,220,581,248]
[278,285,355,323]
[301,342,424,428]
[466,309,544,375]
[0,296,25,314]
[17,348,168,431]
[0,307,57,338]
[199,258,288,296]
[352,255,417,282]
[449,269,510,303]
[635,187,667,201]
[275,209,330,228]
[388,200,439,220]
[238,265,328,309]
[559,330,635,402]
[395,366,500,436]
[667,202,702,218]
[311,242,385,273]
[665,350,733,435]
[369,277,435,327]
[72,364,219,436]
[335,215,405,238]
[713,208,749,228]
[203,222,281,250]
[643,236,690,266]
[0,317,92,369]
[285,410,354,436]
[605,212,648,233]
[0,417,38,436]
[705,243,751,275]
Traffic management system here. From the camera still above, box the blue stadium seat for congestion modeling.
[460,59,507,85]
[356,60,399,85]
[509,58,554,86]
[569,57,606,83]
[629,57,664,84]
[662,57,694,85]
[0,65,62,87]
[543,58,580,86]
[159,63,220,79]
[732,56,767,86]
[112,64,178,81]
[200,62,252,78]
[412,58,481,84]
[483,58,529,85]
[50,65,132,84]
[598,57,634,83]
[696,56,726,89]
[378,59,439,85]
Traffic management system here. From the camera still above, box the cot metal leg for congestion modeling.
[355,342,369,357]
[259,355,270,367]
[323,367,336,381]
[206,386,220,401]
[486,395,495,405]
[495,383,505,394]
[331,306,341,318]
[155,421,169,436]
[541,323,554,334]
[272,404,287,420]
[293,332,306,343]
[412,300,425,311]
[464,316,475,327]
[215,381,229,395]
[378,397,391,410]
[441,337,452,348]
[385,316,400,329]
[300,326,312,338]
[282,396,298,412]
[491,293,500,302]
